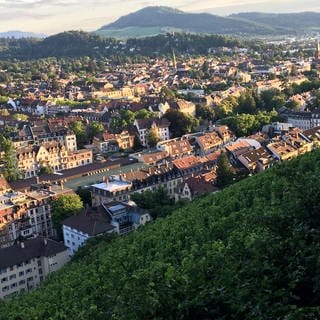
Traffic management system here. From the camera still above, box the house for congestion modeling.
[93,130,135,153]
[238,147,275,172]
[214,125,233,143]
[103,201,151,235]
[67,150,93,169]
[174,176,218,202]
[172,155,207,177]
[194,132,223,156]
[170,99,196,116]
[225,141,253,163]
[134,118,170,147]
[267,141,298,161]
[157,138,193,158]
[0,237,69,299]
[131,150,169,165]
[62,205,115,256]
[303,126,320,148]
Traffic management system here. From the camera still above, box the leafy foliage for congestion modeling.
[51,194,83,239]
[1,151,320,319]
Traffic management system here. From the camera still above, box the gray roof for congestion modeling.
[0,237,67,270]
[63,205,115,236]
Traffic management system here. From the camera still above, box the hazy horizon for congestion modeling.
[0,0,319,35]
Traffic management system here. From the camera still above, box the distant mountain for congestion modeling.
[98,6,273,38]
[97,6,320,38]
[0,30,46,38]
[230,12,320,32]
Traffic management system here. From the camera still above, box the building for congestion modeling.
[174,176,218,202]
[193,132,223,156]
[103,201,151,235]
[170,99,196,116]
[63,201,151,255]
[238,147,275,173]
[91,177,132,206]
[0,182,72,248]
[157,138,193,158]
[63,205,115,256]
[93,130,135,153]
[0,237,69,299]
[134,118,170,147]
[16,143,92,179]
[267,141,298,161]
[283,111,320,131]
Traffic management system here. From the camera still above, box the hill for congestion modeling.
[230,12,320,33]
[0,30,46,39]
[1,150,320,319]
[97,6,320,38]
[0,31,250,60]
[98,6,273,37]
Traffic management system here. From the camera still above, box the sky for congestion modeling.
[0,0,319,34]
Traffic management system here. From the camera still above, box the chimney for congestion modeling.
[20,242,25,249]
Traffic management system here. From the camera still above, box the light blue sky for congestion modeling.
[0,0,319,34]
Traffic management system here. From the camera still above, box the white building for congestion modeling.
[134,118,170,147]
[62,206,115,256]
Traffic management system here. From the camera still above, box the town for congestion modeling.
[0,33,320,299]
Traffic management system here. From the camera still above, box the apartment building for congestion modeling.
[134,118,170,147]
[0,237,69,299]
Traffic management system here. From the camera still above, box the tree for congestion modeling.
[12,113,29,121]
[51,194,83,239]
[133,135,143,151]
[196,104,215,121]
[216,151,234,188]
[164,110,199,138]
[76,186,92,206]
[160,86,175,102]
[146,128,160,148]
[0,135,19,182]
[88,122,104,142]
[39,166,54,175]
[69,120,86,147]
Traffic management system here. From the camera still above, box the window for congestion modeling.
[19,271,24,277]
[1,277,8,283]
[9,274,16,280]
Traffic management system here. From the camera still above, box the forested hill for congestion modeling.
[1,150,320,319]
[0,31,248,60]
[97,6,320,38]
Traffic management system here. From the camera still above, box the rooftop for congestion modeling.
[92,179,131,192]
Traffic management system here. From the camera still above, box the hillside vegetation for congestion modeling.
[1,150,320,319]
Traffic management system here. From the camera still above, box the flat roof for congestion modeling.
[92,180,131,192]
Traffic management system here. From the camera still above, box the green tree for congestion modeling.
[88,122,104,141]
[164,110,199,137]
[216,151,234,188]
[69,120,86,147]
[146,128,160,148]
[0,135,19,182]
[52,194,83,239]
